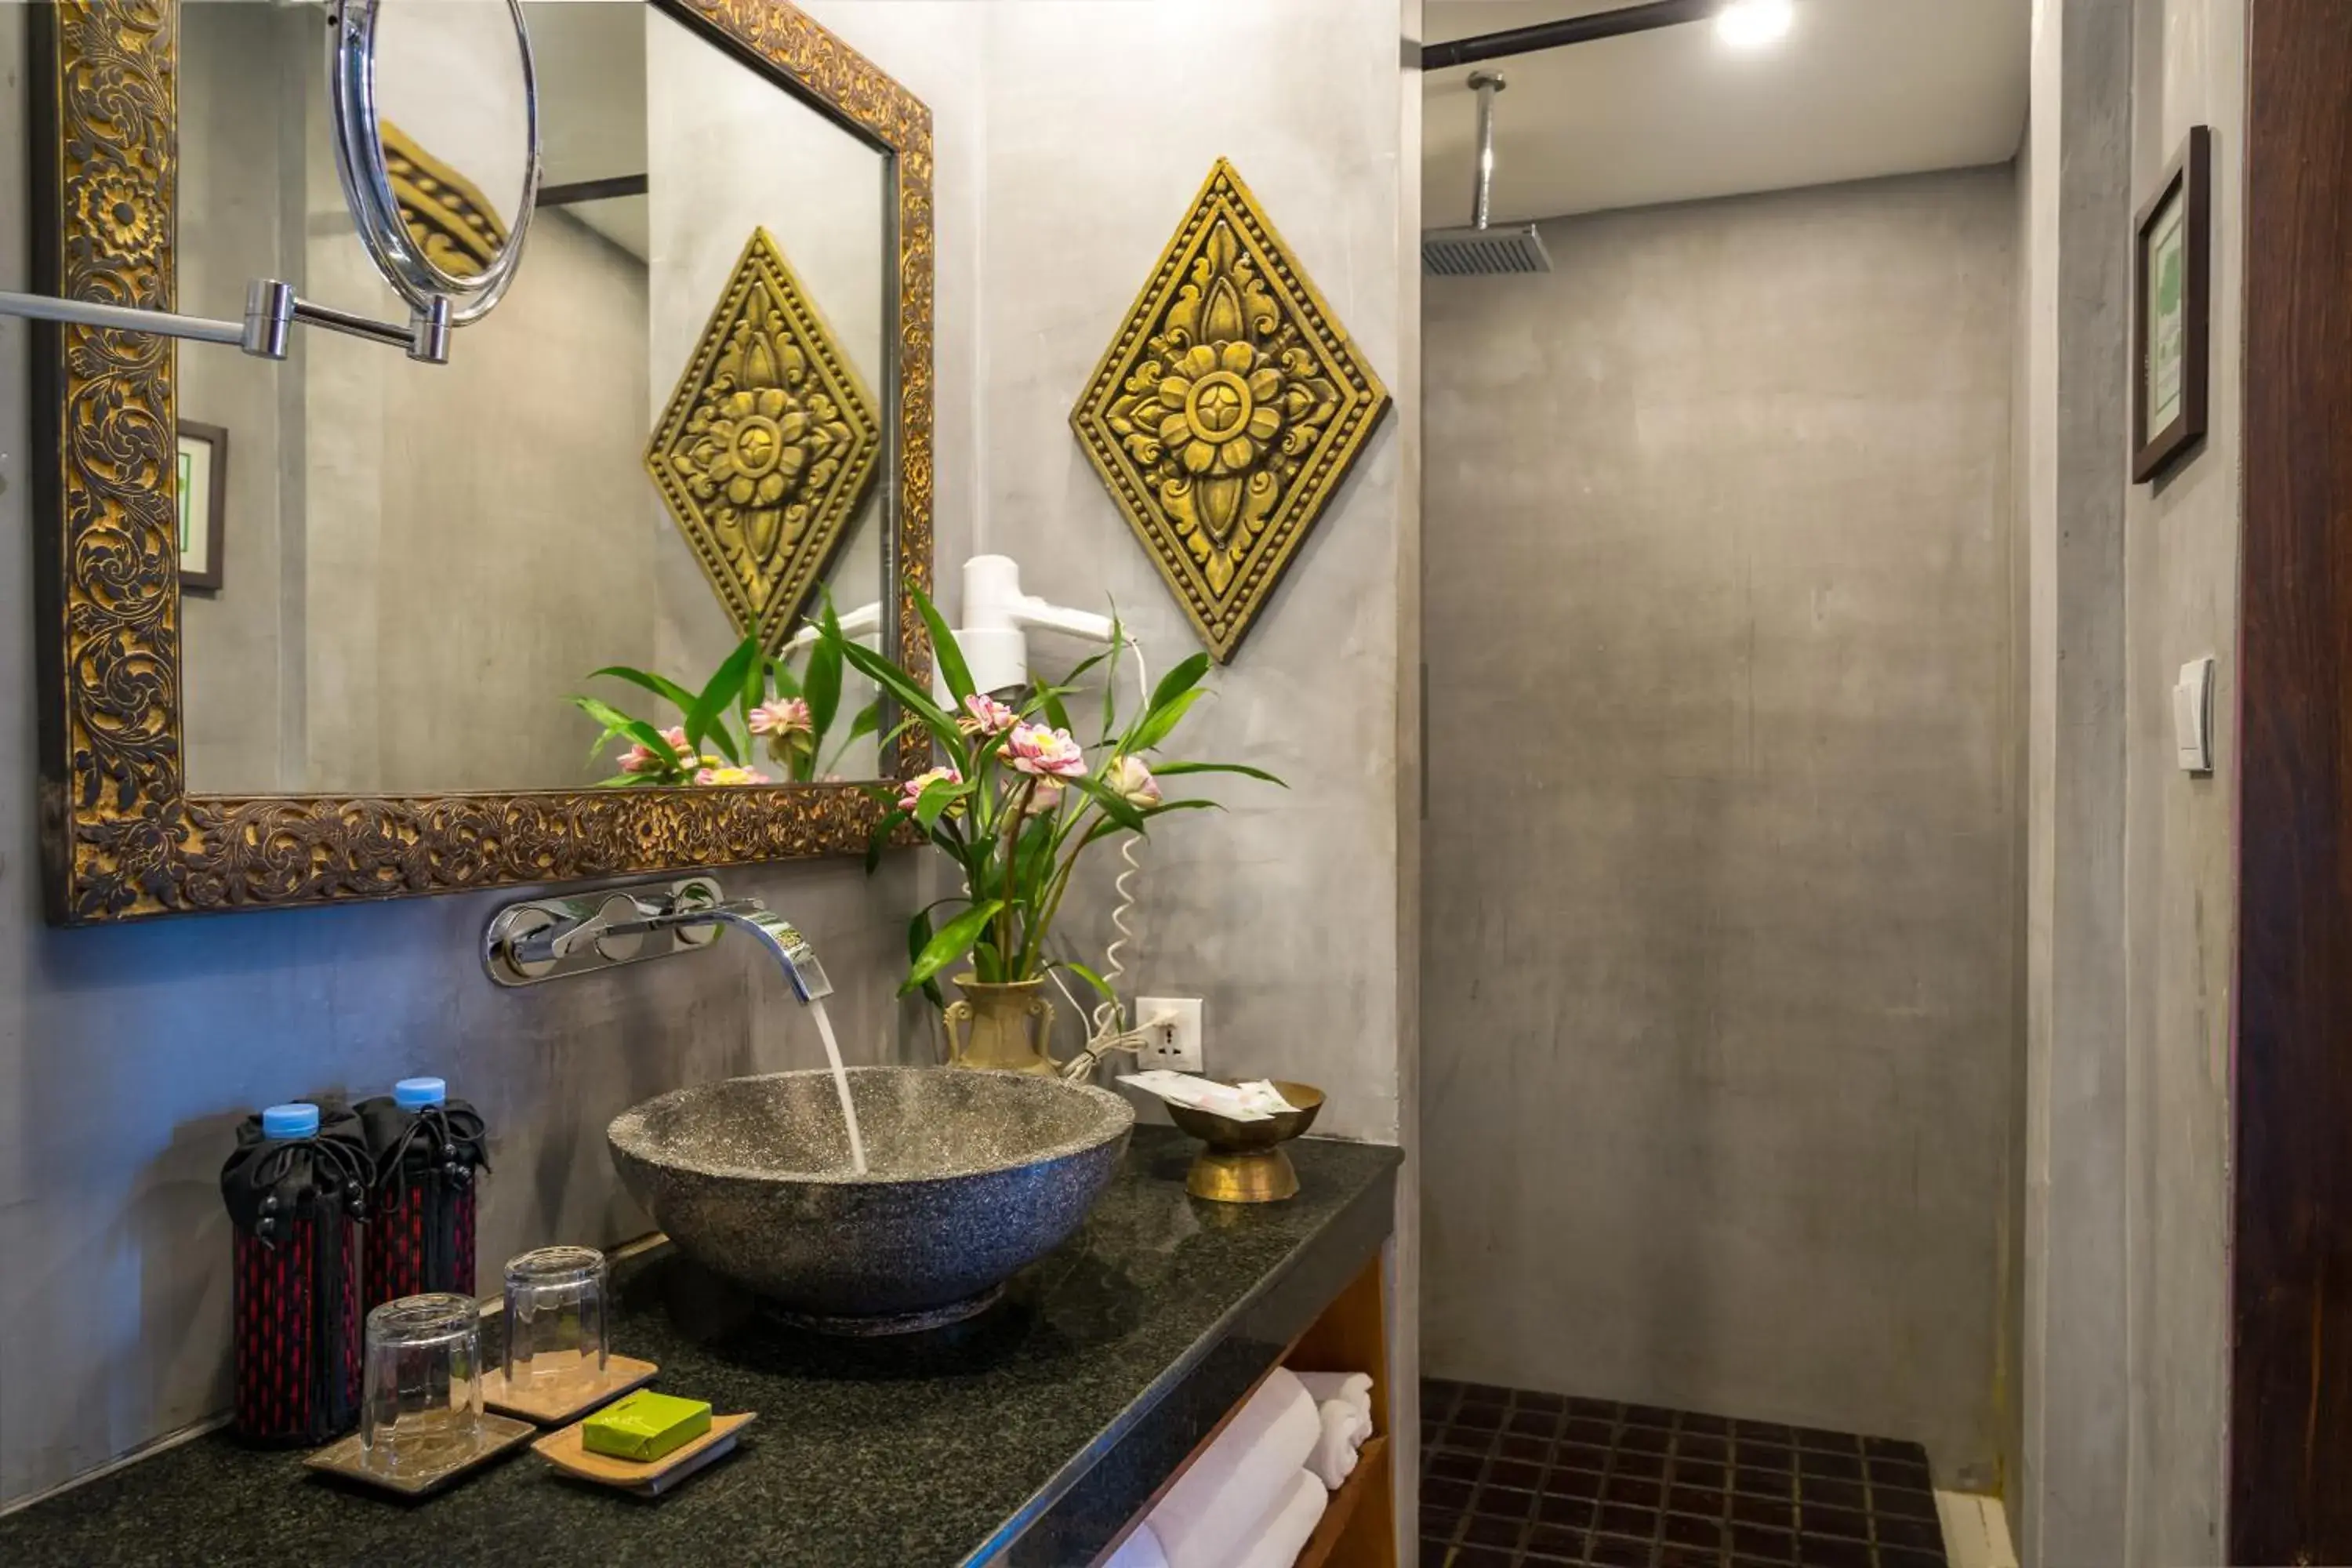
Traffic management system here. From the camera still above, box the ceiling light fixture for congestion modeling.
[1716,0,1795,48]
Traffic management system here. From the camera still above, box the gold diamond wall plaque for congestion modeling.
[1071,159,1391,662]
[648,227,884,653]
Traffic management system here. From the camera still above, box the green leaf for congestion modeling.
[1062,771,1148,834]
[1039,684,1076,735]
[905,907,947,1010]
[1013,811,1058,898]
[572,697,684,779]
[767,654,804,700]
[906,901,1005,994]
[739,641,768,730]
[1127,687,1207,753]
[1100,621,1124,742]
[842,701,883,745]
[1149,760,1288,786]
[866,806,910,873]
[1143,799,1224,817]
[572,693,641,735]
[913,580,976,703]
[688,639,761,762]
[914,777,974,830]
[1146,651,1211,719]
[589,666,699,717]
[804,633,844,739]
[1056,959,1117,1002]
[836,633,961,753]
[1057,647,1112,691]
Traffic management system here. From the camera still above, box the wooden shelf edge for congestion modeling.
[1294,1434,1390,1568]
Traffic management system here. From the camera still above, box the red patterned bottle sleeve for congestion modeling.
[220,1111,371,1445]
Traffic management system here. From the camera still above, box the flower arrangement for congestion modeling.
[572,632,874,786]
[815,586,1280,1007]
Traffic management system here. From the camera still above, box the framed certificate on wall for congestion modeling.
[176,420,227,591]
[2133,126,2212,483]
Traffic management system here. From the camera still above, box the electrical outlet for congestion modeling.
[1136,996,1203,1073]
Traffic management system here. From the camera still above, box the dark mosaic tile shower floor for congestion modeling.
[1420,1381,1951,1568]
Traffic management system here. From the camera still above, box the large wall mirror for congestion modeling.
[31,0,935,924]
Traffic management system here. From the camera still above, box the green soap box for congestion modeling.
[581,1390,713,1463]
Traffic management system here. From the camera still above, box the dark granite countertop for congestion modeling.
[0,1127,1399,1568]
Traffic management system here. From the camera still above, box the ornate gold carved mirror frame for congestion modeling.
[30,0,935,925]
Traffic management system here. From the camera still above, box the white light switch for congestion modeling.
[2174,656,2215,774]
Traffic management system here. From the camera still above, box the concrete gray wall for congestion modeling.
[962,0,1421,1539]
[2117,0,2239,1561]
[2015,0,2134,1539]
[968,0,1417,1150]
[0,0,987,1507]
[176,4,292,792]
[2118,0,2239,1559]
[1421,167,2020,1485]
[2011,0,2241,1558]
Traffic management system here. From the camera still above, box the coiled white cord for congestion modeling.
[1047,637,1151,1068]
[1091,835,1143,1041]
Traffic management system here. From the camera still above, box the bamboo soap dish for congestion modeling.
[481,1355,660,1425]
[305,1413,538,1497]
[535,1410,756,1497]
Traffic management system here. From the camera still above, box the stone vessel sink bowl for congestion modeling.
[608,1065,1134,1334]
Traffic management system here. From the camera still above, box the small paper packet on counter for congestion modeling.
[1119,1072,1301,1120]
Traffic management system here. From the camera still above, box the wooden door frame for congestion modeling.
[2230,0,2352,1559]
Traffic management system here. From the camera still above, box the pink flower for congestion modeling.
[898,764,964,815]
[1004,722,1087,779]
[1022,777,1067,817]
[616,724,700,775]
[749,697,812,736]
[1105,755,1161,808]
[958,693,1018,737]
[693,765,771,786]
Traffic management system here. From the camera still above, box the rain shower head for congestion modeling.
[1424,224,1552,277]
[1423,70,1553,277]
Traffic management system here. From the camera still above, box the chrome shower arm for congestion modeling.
[1470,70,1504,231]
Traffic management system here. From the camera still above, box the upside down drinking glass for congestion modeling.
[359,1293,483,1475]
[502,1246,610,1396]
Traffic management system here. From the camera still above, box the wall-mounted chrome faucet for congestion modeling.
[483,877,831,1003]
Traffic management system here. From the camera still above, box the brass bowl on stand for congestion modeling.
[1163,1082,1326,1203]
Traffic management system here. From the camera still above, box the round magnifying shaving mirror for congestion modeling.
[330,0,542,328]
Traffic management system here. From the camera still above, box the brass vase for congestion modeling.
[942,976,1059,1075]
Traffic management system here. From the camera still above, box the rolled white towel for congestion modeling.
[1232,1470,1330,1568]
[1304,1399,1370,1490]
[1294,1370,1374,1425]
[1148,1368,1321,1568]
[1102,1523,1171,1568]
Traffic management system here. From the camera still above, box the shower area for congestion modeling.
[1417,4,2029,1565]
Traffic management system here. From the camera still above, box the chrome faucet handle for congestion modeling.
[482,880,830,1004]
[501,890,663,968]
[482,877,724,986]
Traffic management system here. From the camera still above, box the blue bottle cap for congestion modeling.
[393,1077,447,1111]
[260,1103,321,1139]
